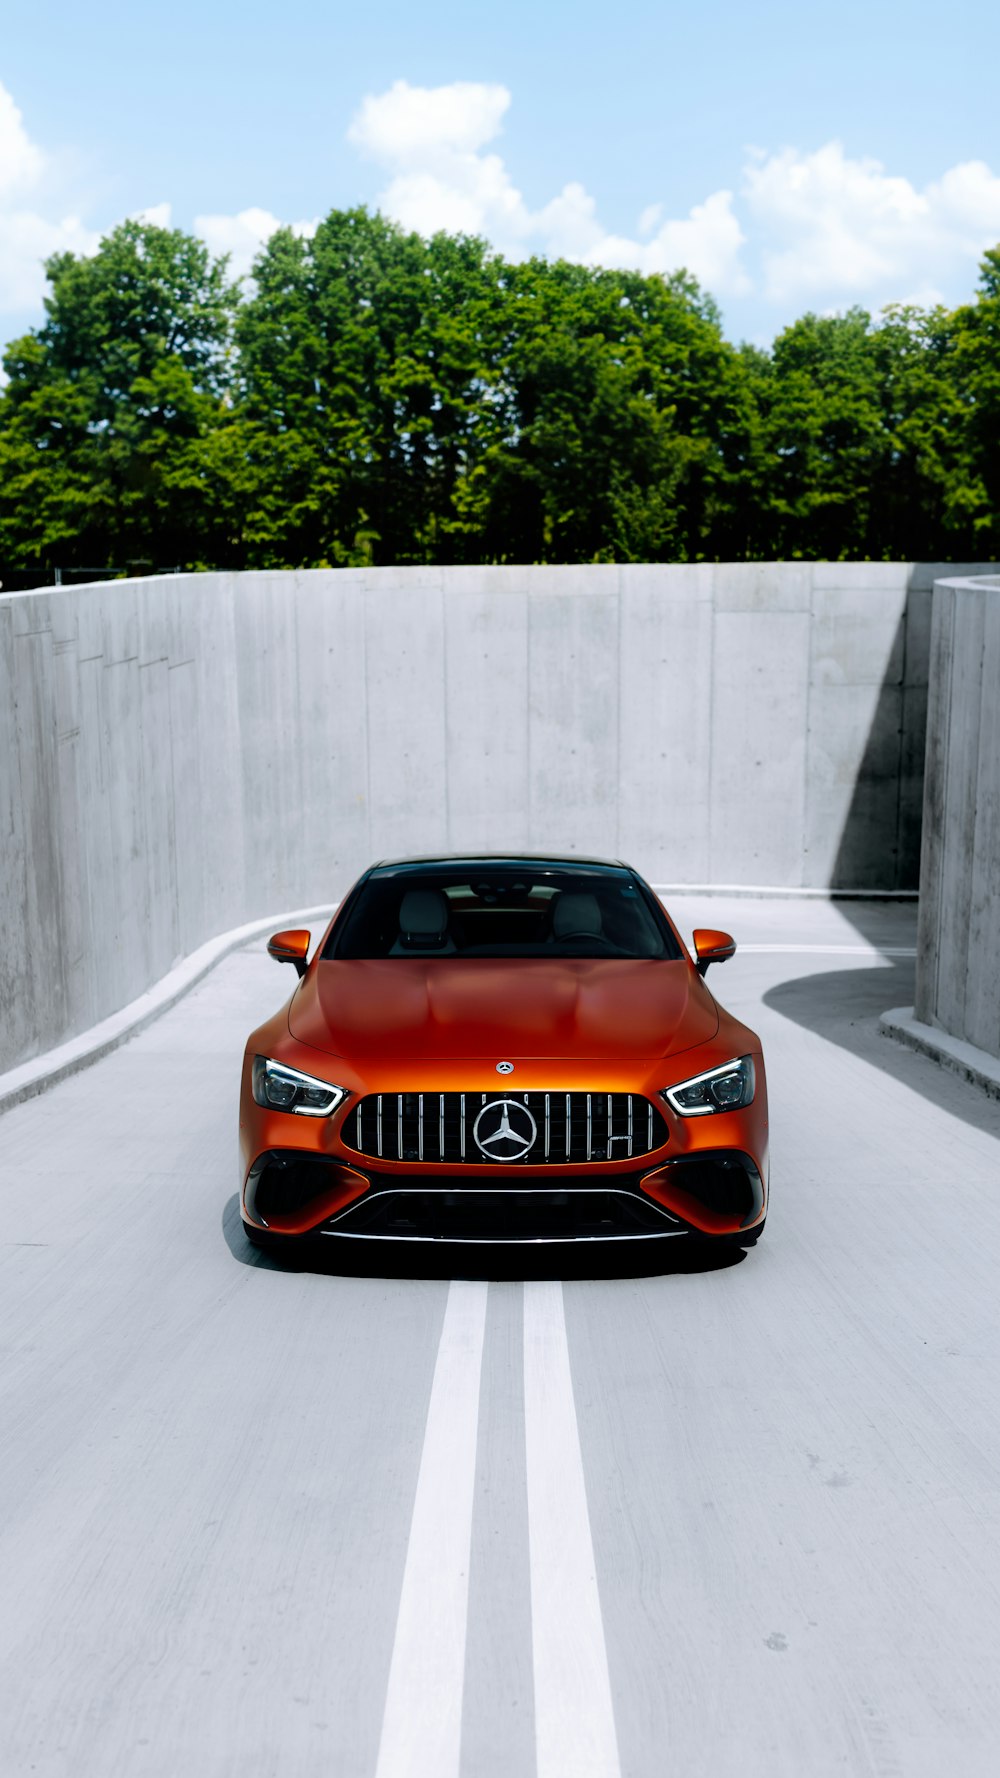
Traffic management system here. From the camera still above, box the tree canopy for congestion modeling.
[1,210,998,579]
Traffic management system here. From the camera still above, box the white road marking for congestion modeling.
[374,1280,488,1778]
[523,1280,621,1778]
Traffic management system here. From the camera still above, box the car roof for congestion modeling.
[371,853,632,873]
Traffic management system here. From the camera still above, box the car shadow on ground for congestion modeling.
[762,904,1000,1141]
[221,1193,747,1282]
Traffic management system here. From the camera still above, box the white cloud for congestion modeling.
[350,82,533,254]
[194,206,318,278]
[0,72,318,325]
[0,80,101,315]
[348,78,510,160]
[131,201,173,230]
[0,210,100,312]
[342,84,1000,322]
[593,192,749,295]
[4,67,1000,345]
[744,141,1000,308]
[925,159,1000,246]
[0,80,43,199]
[345,79,750,295]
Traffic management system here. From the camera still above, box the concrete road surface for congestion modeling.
[2,896,1000,1778]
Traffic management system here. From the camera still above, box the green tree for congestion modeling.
[235,214,762,566]
[235,210,516,566]
[869,303,982,557]
[947,247,1000,554]
[0,220,238,576]
[755,308,888,558]
[613,270,767,561]
[3,212,999,574]
[470,259,757,564]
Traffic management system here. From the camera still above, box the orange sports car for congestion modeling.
[239,856,768,1251]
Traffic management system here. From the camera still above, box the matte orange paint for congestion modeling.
[692,928,737,969]
[238,889,769,1241]
[266,928,311,972]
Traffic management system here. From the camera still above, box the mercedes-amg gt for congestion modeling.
[238,856,768,1249]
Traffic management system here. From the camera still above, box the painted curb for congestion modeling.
[879,1006,1000,1101]
[0,904,337,1118]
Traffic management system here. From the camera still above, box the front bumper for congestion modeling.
[241,1147,766,1244]
[238,1038,769,1245]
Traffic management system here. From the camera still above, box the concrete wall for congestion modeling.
[915,575,1000,1057]
[2,560,996,1074]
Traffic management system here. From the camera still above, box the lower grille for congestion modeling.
[322,1184,684,1242]
[341,1090,668,1165]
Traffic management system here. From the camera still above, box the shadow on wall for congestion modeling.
[827,564,1000,892]
[791,570,991,1128]
[828,567,928,892]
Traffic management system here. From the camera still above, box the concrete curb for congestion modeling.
[0,904,337,1119]
[879,1006,1000,1101]
[653,884,918,900]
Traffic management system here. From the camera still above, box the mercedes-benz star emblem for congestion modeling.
[496,1061,514,1074]
[473,1098,537,1162]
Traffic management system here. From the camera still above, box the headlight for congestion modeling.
[251,1056,348,1118]
[661,1055,755,1116]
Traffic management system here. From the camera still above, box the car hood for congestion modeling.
[288,958,719,1061]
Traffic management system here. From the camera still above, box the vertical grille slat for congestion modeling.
[343,1091,667,1164]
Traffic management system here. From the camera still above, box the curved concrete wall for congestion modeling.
[915,575,1000,1057]
[2,560,996,1074]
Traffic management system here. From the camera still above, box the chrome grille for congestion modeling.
[342,1091,668,1165]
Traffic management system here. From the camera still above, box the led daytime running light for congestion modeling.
[661,1056,755,1117]
[251,1056,347,1118]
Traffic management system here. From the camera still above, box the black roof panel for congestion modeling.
[372,853,631,874]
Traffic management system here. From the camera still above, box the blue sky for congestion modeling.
[2,0,999,346]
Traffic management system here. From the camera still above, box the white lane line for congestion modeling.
[523,1281,621,1778]
[375,1280,488,1778]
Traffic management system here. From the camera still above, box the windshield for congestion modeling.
[326,865,679,960]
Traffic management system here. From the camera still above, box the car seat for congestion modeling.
[390,888,457,954]
[550,892,603,941]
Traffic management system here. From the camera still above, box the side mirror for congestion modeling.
[692,928,736,977]
[267,929,311,978]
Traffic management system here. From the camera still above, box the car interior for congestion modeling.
[330,870,678,959]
